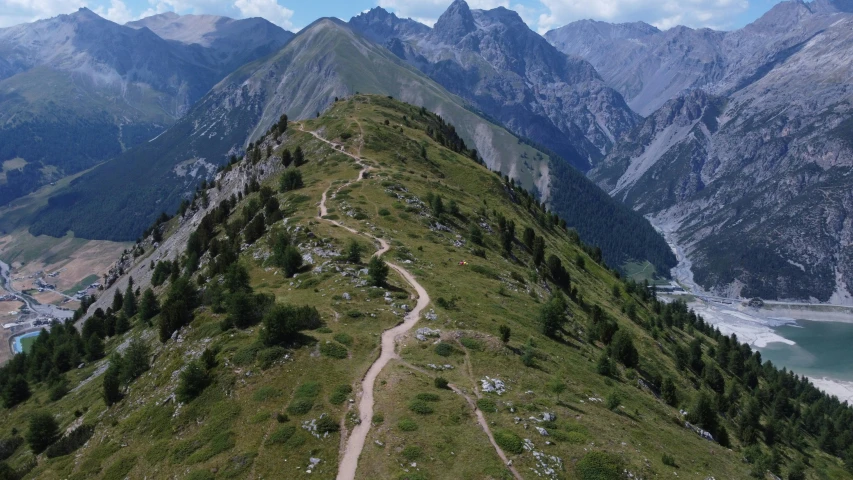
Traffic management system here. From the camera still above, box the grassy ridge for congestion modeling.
[0,96,847,479]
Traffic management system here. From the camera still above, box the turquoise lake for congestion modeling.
[760,320,853,382]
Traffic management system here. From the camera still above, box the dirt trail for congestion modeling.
[299,124,431,480]
[399,360,523,479]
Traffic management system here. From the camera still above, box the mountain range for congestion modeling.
[350,1,640,171]
[27,14,675,274]
[0,8,292,205]
[549,0,853,301]
[4,0,853,301]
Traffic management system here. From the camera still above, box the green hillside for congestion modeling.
[0,96,848,479]
[27,19,674,278]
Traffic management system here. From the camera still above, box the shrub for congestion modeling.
[261,304,322,346]
[48,381,69,402]
[435,296,455,309]
[185,471,215,480]
[266,426,296,446]
[45,425,95,458]
[606,392,621,411]
[232,345,260,366]
[276,413,289,423]
[26,412,59,454]
[398,419,418,431]
[253,387,283,402]
[493,430,523,454]
[477,398,497,412]
[610,330,639,368]
[575,451,622,480]
[372,413,384,424]
[330,385,353,405]
[662,453,677,467]
[249,412,270,424]
[320,342,348,359]
[434,377,449,389]
[177,360,211,403]
[460,337,483,351]
[347,310,363,318]
[401,445,422,461]
[408,400,434,415]
[596,352,614,377]
[434,342,454,357]
[564,431,587,444]
[316,415,340,434]
[287,398,314,415]
[257,346,288,369]
[470,264,499,280]
[295,382,320,398]
[333,333,353,345]
[416,393,440,402]
[279,170,304,192]
[378,208,391,216]
[0,436,23,461]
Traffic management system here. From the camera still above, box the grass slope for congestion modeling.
[0,96,847,480]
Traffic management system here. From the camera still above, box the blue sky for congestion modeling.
[0,0,786,33]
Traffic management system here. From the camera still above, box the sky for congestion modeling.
[0,0,786,33]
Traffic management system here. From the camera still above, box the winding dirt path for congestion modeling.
[398,360,523,480]
[299,124,432,480]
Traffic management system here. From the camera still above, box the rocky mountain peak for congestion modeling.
[745,0,815,32]
[809,0,853,13]
[72,7,100,19]
[349,7,429,43]
[433,0,476,43]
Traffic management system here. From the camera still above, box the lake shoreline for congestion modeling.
[675,298,853,402]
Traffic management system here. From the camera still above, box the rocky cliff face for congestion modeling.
[350,1,640,170]
[586,2,853,301]
[546,20,726,116]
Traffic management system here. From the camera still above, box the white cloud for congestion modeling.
[94,0,135,23]
[378,0,509,27]
[537,0,749,33]
[0,0,86,27]
[136,0,294,28]
[234,0,293,28]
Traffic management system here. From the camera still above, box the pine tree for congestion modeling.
[469,225,483,246]
[532,237,545,267]
[121,339,150,385]
[139,288,160,323]
[538,294,566,337]
[279,170,304,192]
[661,377,678,406]
[281,246,303,278]
[281,149,293,167]
[26,412,58,454]
[499,325,511,344]
[111,290,123,312]
[522,227,535,249]
[346,240,363,264]
[293,146,305,166]
[610,330,639,368]
[177,360,211,403]
[2,376,30,408]
[115,314,130,335]
[368,256,389,287]
[122,281,137,318]
[85,335,105,362]
[103,364,121,406]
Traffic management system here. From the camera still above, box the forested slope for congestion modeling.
[0,97,848,480]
